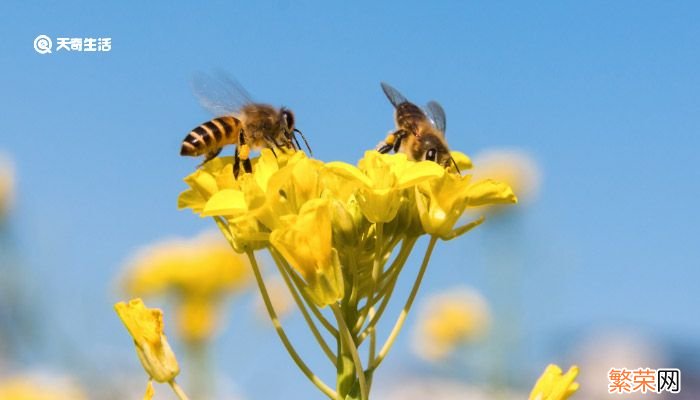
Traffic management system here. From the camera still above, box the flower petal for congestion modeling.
[202,189,247,216]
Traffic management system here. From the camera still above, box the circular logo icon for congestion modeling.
[34,35,52,54]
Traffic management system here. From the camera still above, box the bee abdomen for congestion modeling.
[180,116,242,157]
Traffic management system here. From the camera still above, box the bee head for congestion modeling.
[419,134,451,167]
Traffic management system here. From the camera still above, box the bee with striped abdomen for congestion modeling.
[180,73,311,177]
[375,82,458,171]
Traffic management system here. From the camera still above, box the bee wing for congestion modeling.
[380,82,409,108]
[191,71,254,116]
[425,100,447,134]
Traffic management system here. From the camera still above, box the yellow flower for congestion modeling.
[412,287,491,361]
[270,198,344,307]
[451,150,473,171]
[178,157,237,214]
[529,364,580,400]
[263,152,325,227]
[121,231,251,343]
[0,153,15,220]
[415,172,517,239]
[0,374,87,400]
[114,298,180,383]
[472,148,541,204]
[326,151,444,223]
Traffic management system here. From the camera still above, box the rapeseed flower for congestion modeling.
[114,298,180,383]
[179,148,516,400]
[529,364,580,400]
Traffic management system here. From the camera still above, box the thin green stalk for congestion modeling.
[245,250,339,400]
[356,222,384,330]
[370,236,438,370]
[332,305,369,400]
[168,380,191,400]
[279,256,339,337]
[212,216,233,243]
[368,306,377,366]
[355,237,417,337]
[270,248,338,364]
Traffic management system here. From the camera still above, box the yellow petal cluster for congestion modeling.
[179,149,515,308]
[114,298,180,383]
[121,232,251,342]
[529,364,580,400]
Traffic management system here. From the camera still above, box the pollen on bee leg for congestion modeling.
[385,134,396,145]
[239,144,251,160]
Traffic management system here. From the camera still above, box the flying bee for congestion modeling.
[180,72,311,177]
[376,82,458,171]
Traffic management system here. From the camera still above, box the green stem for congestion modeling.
[332,305,369,400]
[370,236,438,370]
[270,248,338,364]
[245,250,340,400]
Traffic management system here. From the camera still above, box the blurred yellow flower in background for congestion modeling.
[0,153,15,220]
[412,286,491,361]
[0,374,87,400]
[114,298,180,383]
[120,231,251,343]
[471,149,541,205]
[529,364,580,400]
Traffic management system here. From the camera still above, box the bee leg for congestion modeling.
[392,130,408,152]
[376,130,406,153]
[233,147,241,178]
[237,129,253,174]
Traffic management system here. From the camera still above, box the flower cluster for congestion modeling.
[177,149,515,399]
[179,150,515,307]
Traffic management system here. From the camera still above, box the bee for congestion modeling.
[180,73,311,177]
[376,82,458,170]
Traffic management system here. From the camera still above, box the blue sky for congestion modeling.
[1,1,699,398]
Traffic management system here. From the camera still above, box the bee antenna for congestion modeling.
[450,156,461,175]
[291,135,301,151]
[293,128,313,156]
